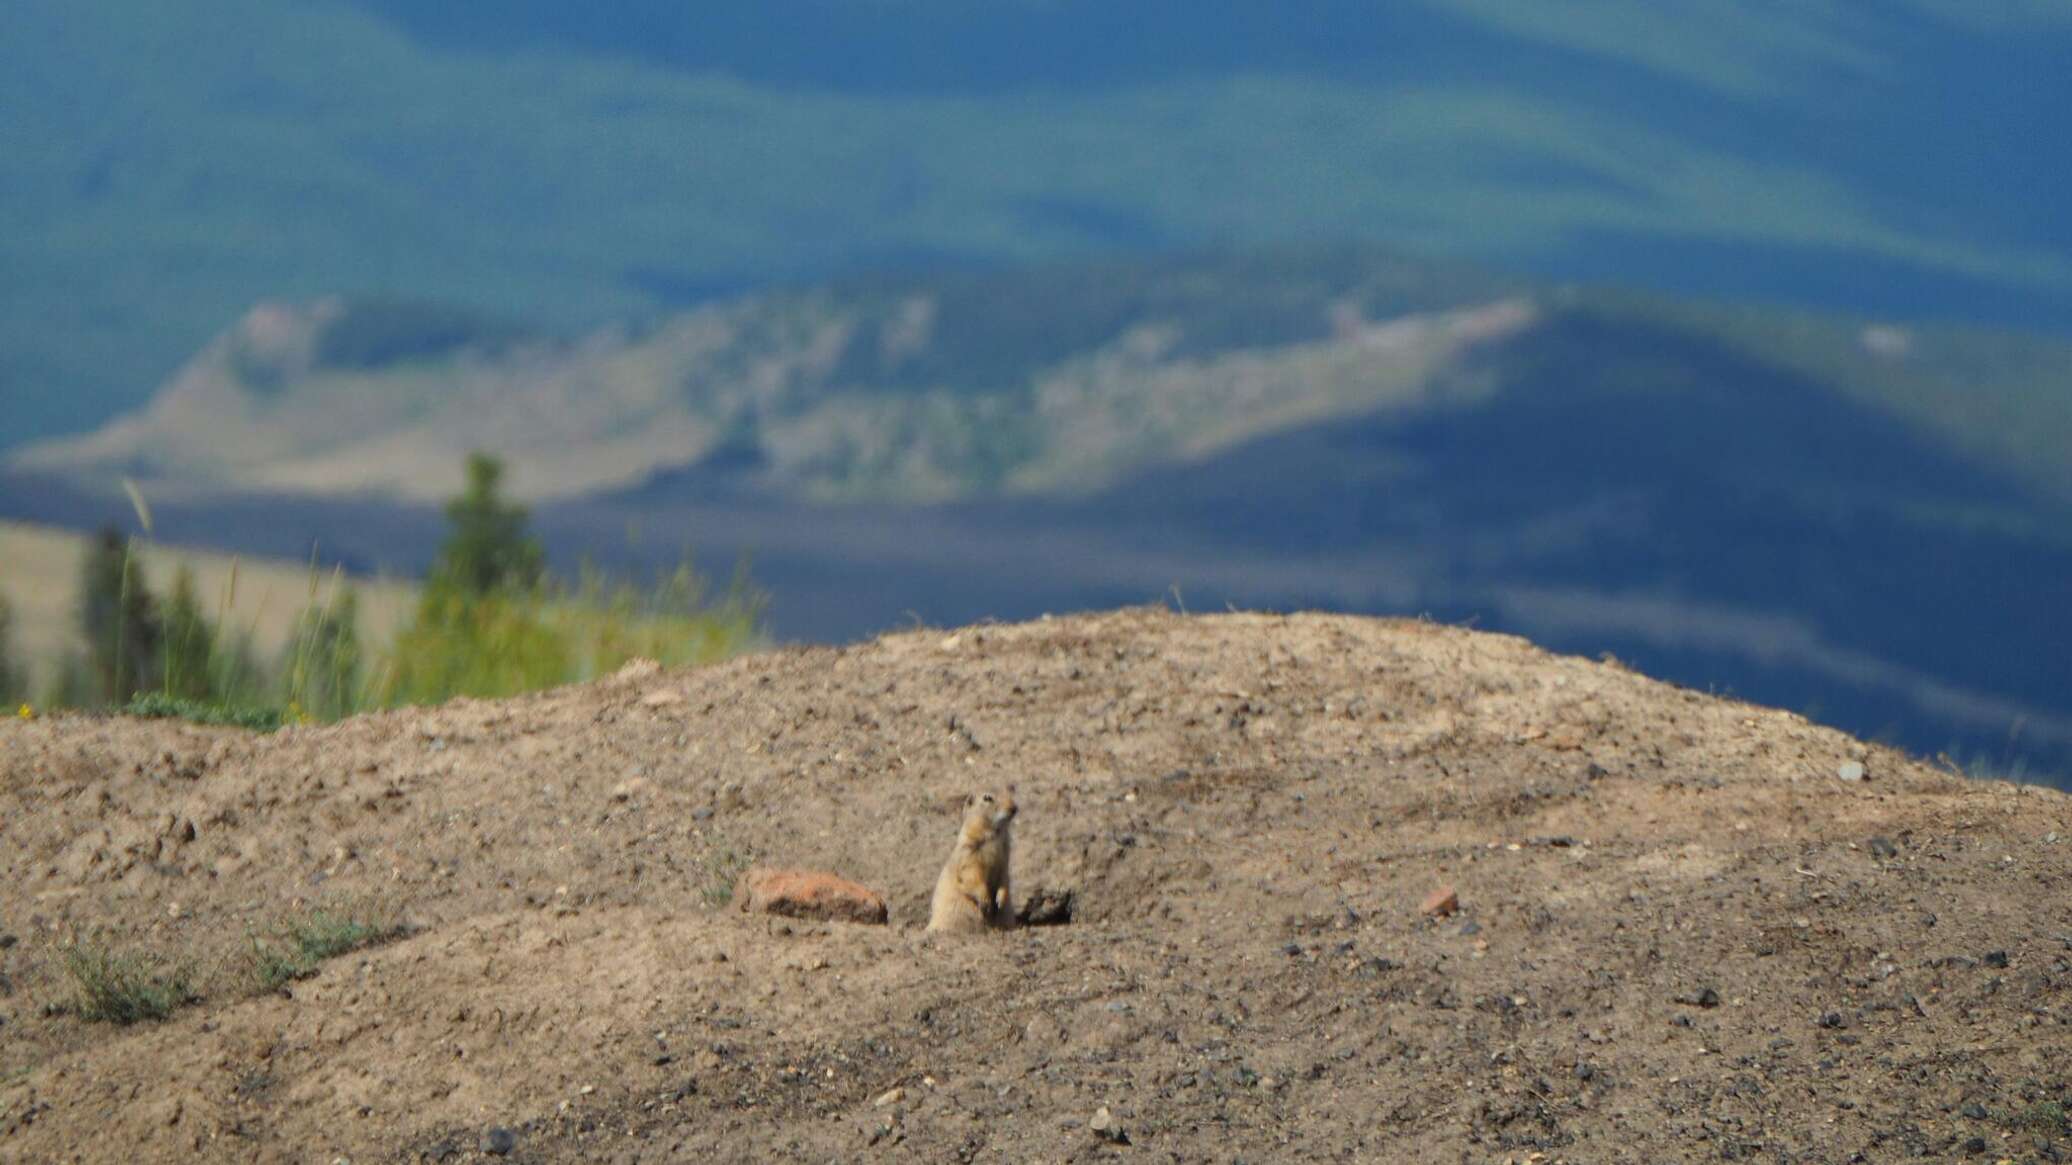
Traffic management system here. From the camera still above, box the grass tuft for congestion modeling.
[245,906,404,992]
[61,944,193,1024]
[124,692,287,732]
[699,841,755,909]
[2003,1100,2070,1136]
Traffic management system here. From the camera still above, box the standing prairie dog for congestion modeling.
[927,788,1017,933]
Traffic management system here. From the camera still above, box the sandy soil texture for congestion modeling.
[2,609,2068,1162]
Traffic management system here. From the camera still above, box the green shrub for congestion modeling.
[699,840,755,909]
[246,906,403,992]
[2004,1101,2070,1136]
[124,692,286,732]
[61,944,193,1024]
[378,589,574,704]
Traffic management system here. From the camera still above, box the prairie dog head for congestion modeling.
[961,787,1017,838]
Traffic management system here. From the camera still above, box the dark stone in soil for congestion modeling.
[1015,886,1075,926]
[481,1126,518,1156]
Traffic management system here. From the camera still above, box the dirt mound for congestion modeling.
[3,609,2068,1162]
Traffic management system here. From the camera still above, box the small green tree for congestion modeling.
[158,566,216,701]
[282,586,364,720]
[431,452,543,599]
[380,452,565,707]
[78,527,161,704]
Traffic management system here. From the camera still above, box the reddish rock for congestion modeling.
[1420,885,1459,918]
[733,867,889,925]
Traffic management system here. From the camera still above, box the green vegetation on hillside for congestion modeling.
[21,454,762,725]
[60,944,193,1025]
[377,451,762,704]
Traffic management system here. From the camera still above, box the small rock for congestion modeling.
[732,868,889,925]
[1963,1135,1987,1154]
[1961,1102,1989,1119]
[1457,920,1482,937]
[1575,1062,1597,1081]
[1677,986,1721,1008]
[1420,885,1459,918]
[479,1127,517,1156]
[690,806,714,822]
[1837,761,1866,782]
[1818,1011,1845,1029]
[1024,1014,1065,1045]
[609,777,650,802]
[873,1087,905,1107]
[1090,1105,1129,1145]
[1983,950,2010,968]
[1868,836,1898,859]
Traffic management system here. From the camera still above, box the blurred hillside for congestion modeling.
[6,1,2071,445]
[15,250,2072,508]
[9,248,2071,783]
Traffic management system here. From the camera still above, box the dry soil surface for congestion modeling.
[2,609,2069,1164]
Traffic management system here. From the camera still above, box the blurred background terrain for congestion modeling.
[2,1,2067,781]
